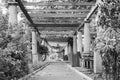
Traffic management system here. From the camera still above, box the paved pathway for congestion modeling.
[28,62,88,80]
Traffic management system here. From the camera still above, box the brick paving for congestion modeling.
[28,62,89,80]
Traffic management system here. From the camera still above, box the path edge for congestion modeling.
[67,64,93,80]
[19,62,50,80]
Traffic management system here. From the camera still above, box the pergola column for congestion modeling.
[83,21,91,54]
[72,36,80,67]
[82,21,92,69]
[8,2,18,26]
[32,29,38,64]
[65,45,68,55]
[67,38,73,64]
[44,41,47,47]
[77,31,83,66]
[67,43,70,62]
[94,51,102,73]
[94,27,103,73]
[77,31,83,54]
[41,40,45,45]
[8,2,18,37]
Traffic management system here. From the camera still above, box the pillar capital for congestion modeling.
[8,1,18,6]
[73,35,77,38]
[84,19,91,23]
[77,31,82,35]
[77,30,82,33]
[31,28,36,32]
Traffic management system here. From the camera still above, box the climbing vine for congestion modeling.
[95,0,120,80]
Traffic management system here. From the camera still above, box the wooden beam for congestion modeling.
[47,38,68,42]
[31,17,84,24]
[15,0,34,25]
[41,35,70,38]
[76,4,98,32]
[32,18,83,24]
[23,2,95,6]
[36,26,78,31]
[32,20,81,24]
[15,0,45,41]
[31,17,84,20]
[40,31,74,35]
[46,37,68,42]
[85,5,98,21]
[29,13,88,18]
[26,9,90,13]
[15,0,40,34]
[34,24,79,27]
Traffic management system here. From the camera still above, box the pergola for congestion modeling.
[15,0,96,42]
[8,0,98,69]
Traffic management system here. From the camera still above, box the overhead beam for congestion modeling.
[32,18,84,21]
[31,17,84,20]
[33,21,81,24]
[15,0,34,26]
[46,37,68,42]
[23,2,95,6]
[41,35,70,38]
[85,5,98,21]
[36,26,78,31]
[34,24,79,27]
[32,18,83,24]
[15,0,40,35]
[77,4,98,32]
[29,13,89,18]
[40,31,74,35]
[26,9,90,13]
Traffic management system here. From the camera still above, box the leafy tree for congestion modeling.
[95,0,120,80]
[0,9,31,79]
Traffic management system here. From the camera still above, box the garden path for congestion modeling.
[28,62,89,80]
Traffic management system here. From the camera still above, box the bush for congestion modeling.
[0,48,29,80]
[0,12,31,79]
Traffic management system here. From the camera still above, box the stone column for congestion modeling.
[8,2,18,37]
[94,26,103,73]
[44,41,47,47]
[8,2,18,26]
[41,40,45,45]
[67,38,73,65]
[32,29,38,64]
[83,21,91,54]
[72,36,80,67]
[77,31,83,66]
[94,51,102,73]
[77,31,83,54]
[65,46,68,55]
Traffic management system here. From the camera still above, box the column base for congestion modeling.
[82,53,93,69]
[94,51,103,73]
[32,54,38,64]
[72,53,80,67]
[68,53,72,64]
